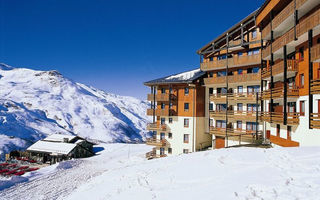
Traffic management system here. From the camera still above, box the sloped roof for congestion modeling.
[43,134,77,143]
[144,68,205,86]
[27,141,77,155]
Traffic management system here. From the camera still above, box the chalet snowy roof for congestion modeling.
[43,134,77,143]
[144,68,205,86]
[27,141,77,155]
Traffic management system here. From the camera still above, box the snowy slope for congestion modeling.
[1,144,320,200]
[0,63,151,158]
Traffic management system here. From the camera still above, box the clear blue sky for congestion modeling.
[0,0,264,100]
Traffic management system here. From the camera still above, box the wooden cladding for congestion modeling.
[209,92,259,103]
[146,109,177,116]
[311,43,320,62]
[146,138,169,147]
[261,87,299,100]
[261,0,307,39]
[147,93,176,102]
[261,59,298,79]
[209,127,262,140]
[311,113,320,129]
[146,123,169,132]
[201,54,260,71]
[204,73,261,85]
[311,79,320,94]
[262,8,320,58]
[209,110,260,121]
[261,112,300,125]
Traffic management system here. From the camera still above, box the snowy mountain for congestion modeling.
[0,63,151,158]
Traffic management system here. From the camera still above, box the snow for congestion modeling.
[43,134,77,143]
[165,68,201,81]
[0,63,151,159]
[27,141,77,155]
[1,144,320,200]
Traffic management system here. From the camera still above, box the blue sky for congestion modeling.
[0,0,264,100]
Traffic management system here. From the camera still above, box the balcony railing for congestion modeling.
[204,73,260,85]
[263,8,320,58]
[209,127,262,140]
[147,93,176,102]
[146,138,169,147]
[261,59,298,79]
[201,54,260,71]
[261,87,299,100]
[311,43,320,63]
[261,0,307,39]
[311,79,320,94]
[147,109,177,116]
[209,110,260,121]
[261,112,300,125]
[311,113,320,129]
[209,92,259,103]
[146,123,169,132]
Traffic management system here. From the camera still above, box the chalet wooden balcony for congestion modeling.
[209,110,260,121]
[261,112,300,125]
[209,92,259,103]
[147,108,177,116]
[261,87,299,100]
[311,113,320,129]
[261,59,298,79]
[204,73,260,86]
[209,127,262,141]
[146,123,169,132]
[209,110,234,120]
[311,43,320,63]
[200,54,260,71]
[261,0,307,39]
[146,138,169,147]
[147,93,176,102]
[311,79,320,94]
[145,147,156,159]
[262,7,320,58]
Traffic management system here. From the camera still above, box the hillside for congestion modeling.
[0,63,151,158]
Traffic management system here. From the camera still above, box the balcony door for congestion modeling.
[247,85,260,94]
[160,132,165,140]
[216,120,226,129]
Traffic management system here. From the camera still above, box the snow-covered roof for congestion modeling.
[144,68,205,85]
[27,140,77,155]
[43,134,77,143]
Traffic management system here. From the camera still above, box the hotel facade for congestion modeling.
[144,0,320,158]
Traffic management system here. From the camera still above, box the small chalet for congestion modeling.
[26,134,95,164]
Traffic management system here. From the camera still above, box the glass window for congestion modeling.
[247,104,257,112]
[161,88,166,94]
[300,101,305,116]
[217,71,226,77]
[169,118,173,123]
[184,118,189,127]
[247,85,260,94]
[252,67,259,73]
[238,86,243,93]
[161,118,165,125]
[238,52,243,57]
[183,149,189,154]
[184,87,189,95]
[161,103,165,110]
[184,103,189,111]
[160,132,165,140]
[237,103,243,111]
[169,87,173,94]
[216,120,226,128]
[183,134,189,143]
[300,74,304,88]
[169,102,173,109]
[216,104,227,111]
[209,88,214,94]
[160,148,165,156]
[209,103,214,111]
[237,121,242,129]
[168,148,172,154]
[299,47,304,60]
[168,133,172,139]
[246,122,258,131]
[252,30,257,39]
[238,69,243,75]
[209,57,214,61]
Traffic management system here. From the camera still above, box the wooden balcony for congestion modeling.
[209,127,262,141]
[263,7,320,58]
[209,92,259,103]
[145,147,156,159]
[261,0,307,39]
[209,110,234,120]
[261,59,298,79]
[146,138,169,147]
[261,112,300,125]
[201,54,260,71]
[204,73,260,86]
[147,109,177,116]
[261,87,299,100]
[311,43,320,63]
[146,123,169,132]
[311,79,320,94]
[147,93,176,102]
[209,110,259,121]
[311,113,320,129]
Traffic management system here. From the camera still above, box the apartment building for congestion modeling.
[256,0,320,146]
[196,11,264,148]
[144,69,212,158]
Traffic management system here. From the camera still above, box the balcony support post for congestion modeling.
[256,92,259,140]
[153,86,156,123]
[283,45,288,125]
[225,34,229,147]
[308,29,313,129]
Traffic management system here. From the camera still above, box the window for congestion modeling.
[209,88,214,95]
[183,134,189,143]
[247,85,260,94]
[161,88,166,94]
[161,103,165,110]
[209,103,214,111]
[252,67,259,73]
[169,102,173,109]
[228,71,233,76]
[317,38,320,44]
[237,103,243,111]
[209,72,213,77]
[209,57,214,61]
[183,149,189,154]
[247,104,258,112]
[184,87,189,95]
[169,87,173,94]
[217,87,227,94]
[300,74,304,88]
[287,102,296,113]
[238,86,243,93]
[217,71,226,77]
[160,148,165,156]
[218,54,227,60]
[287,126,292,140]
[299,47,304,60]
[252,30,257,39]
[168,148,172,154]
[161,118,165,125]
[168,133,172,139]
[216,120,226,128]
[184,103,189,111]
[247,68,253,73]
[253,49,260,55]
[276,124,280,137]
[237,121,242,129]
[160,132,165,140]
[216,104,227,111]
[246,122,258,131]
[300,101,305,116]
[169,118,173,123]
[184,118,189,127]
[238,52,243,57]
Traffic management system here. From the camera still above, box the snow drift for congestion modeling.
[0,63,151,158]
